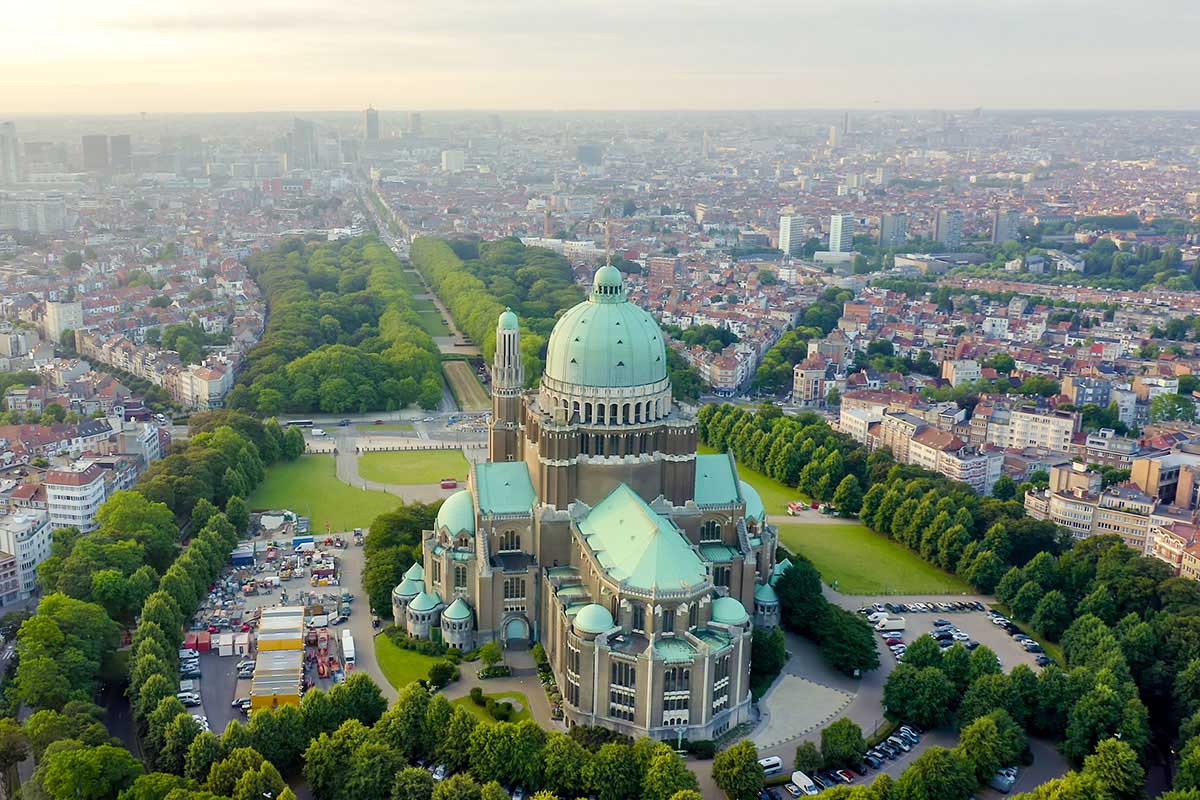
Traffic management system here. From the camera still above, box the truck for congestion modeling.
[874,616,906,631]
[341,630,356,670]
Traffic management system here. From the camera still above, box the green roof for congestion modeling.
[475,462,536,515]
[578,484,707,592]
[694,454,741,506]
[770,559,792,587]
[404,562,424,581]
[498,308,519,331]
[409,591,442,613]
[693,627,732,652]
[393,578,424,598]
[711,596,749,625]
[574,603,615,634]
[754,582,779,604]
[654,637,697,664]
[437,489,476,536]
[699,543,739,563]
[442,597,472,621]
[543,268,667,389]
[740,480,766,523]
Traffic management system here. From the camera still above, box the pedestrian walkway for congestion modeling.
[752,674,852,748]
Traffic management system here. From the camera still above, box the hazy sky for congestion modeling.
[8,0,1200,113]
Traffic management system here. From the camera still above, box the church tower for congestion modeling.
[489,308,524,462]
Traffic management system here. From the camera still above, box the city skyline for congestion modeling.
[7,0,1200,113]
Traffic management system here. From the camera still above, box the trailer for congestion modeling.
[341,630,356,670]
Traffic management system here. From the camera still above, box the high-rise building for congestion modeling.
[441,150,465,174]
[827,125,840,147]
[879,213,908,247]
[288,118,317,171]
[934,209,963,250]
[81,135,109,170]
[0,122,19,184]
[109,135,132,172]
[778,215,804,255]
[701,130,712,160]
[647,256,680,285]
[407,112,422,135]
[991,208,1021,244]
[43,299,83,340]
[576,143,604,166]
[829,214,855,253]
[364,107,380,141]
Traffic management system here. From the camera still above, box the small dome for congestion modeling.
[442,597,473,622]
[437,490,475,536]
[409,591,442,613]
[393,578,424,599]
[592,264,624,295]
[710,596,750,626]
[740,480,766,524]
[573,603,615,635]
[498,308,519,331]
[754,582,779,605]
[404,562,425,581]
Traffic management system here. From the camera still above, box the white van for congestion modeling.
[791,771,819,795]
[311,428,326,437]
[758,756,783,776]
[874,616,906,631]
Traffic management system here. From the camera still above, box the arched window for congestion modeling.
[610,403,618,424]
[500,530,520,551]
[622,403,631,424]
[701,520,722,542]
[597,404,606,423]
[454,564,467,589]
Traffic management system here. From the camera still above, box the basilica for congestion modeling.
[392,265,780,740]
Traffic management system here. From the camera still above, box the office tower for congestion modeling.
[0,122,18,184]
[109,135,132,172]
[829,214,855,253]
[364,107,379,141]
[543,209,553,238]
[843,111,850,134]
[991,208,1021,244]
[701,130,712,160]
[879,213,908,247]
[576,143,604,166]
[441,149,465,173]
[81,135,109,170]
[778,214,804,255]
[827,125,840,147]
[289,118,316,170]
[408,112,422,135]
[875,167,892,188]
[934,209,963,250]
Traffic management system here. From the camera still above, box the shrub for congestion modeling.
[688,740,717,759]
[428,661,457,689]
[469,687,485,706]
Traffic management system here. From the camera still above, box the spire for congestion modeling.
[604,219,613,267]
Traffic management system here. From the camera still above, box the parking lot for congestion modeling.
[852,596,1052,672]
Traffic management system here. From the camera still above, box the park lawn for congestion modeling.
[417,311,452,337]
[443,361,490,411]
[412,298,438,313]
[698,444,809,514]
[777,521,974,595]
[358,450,470,485]
[247,455,399,532]
[374,635,444,688]
[400,270,426,293]
[451,691,532,725]
[355,422,414,432]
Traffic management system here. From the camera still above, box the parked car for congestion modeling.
[835,769,855,784]
[1035,654,1056,667]
[933,619,952,628]
[176,692,201,707]
[887,736,911,752]
[863,754,883,769]
[180,666,201,678]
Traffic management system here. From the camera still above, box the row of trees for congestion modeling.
[231,236,444,414]
[773,556,880,676]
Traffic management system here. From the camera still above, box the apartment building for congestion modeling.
[941,359,981,388]
[0,552,20,606]
[43,465,107,533]
[991,408,1079,453]
[0,510,52,598]
[876,411,1001,494]
[792,357,828,407]
[1025,463,1158,552]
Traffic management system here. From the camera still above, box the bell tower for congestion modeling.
[490,308,524,462]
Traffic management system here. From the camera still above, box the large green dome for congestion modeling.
[543,267,668,389]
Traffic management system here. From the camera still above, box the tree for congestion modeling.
[38,743,144,800]
[329,672,388,727]
[1011,580,1044,621]
[0,718,29,799]
[832,474,863,515]
[392,766,435,800]
[898,635,943,669]
[206,747,265,797]
[893,746,974,800]
[433,774,482,800]
[882,665,956,730]
[751,626,787,687]
[1151,393,1197,423]
[992,475,1017,500]
[346,741,405,800]
[225,495,250,534]
[1031,590,1071,639]
[479,640,503,669]
[1082,738,1143,799]
[158,712,202,774]
[820,718,866,769]
[956,714,1006,784]
[669,793,704,800]
[232,760,286,800]
[794,741,823,775]
[817,604,880,675]
[712,740,764,800]
[643,747,699,800]
[119,772,188,800]
[184,731,224,782]
[585,742,643,800]
[541,733,589,799]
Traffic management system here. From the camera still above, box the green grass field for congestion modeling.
[777,522,974,595]
[247,455,400,532]
[374,635,444,688]
[416,311,452,337]
[443,361,490,411]
[358,450,470,485]
[451,691,533,725]
[698,444,809,514]
[355,422,414,432]
[400,270,427,293]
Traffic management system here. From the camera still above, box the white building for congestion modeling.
[934,209,963,250]
[44,465,107,533]
[0,510,52,598]
[778,215,804,255]
[992,408,1079,453]
[441,150,465,174]
[828,215,855,253]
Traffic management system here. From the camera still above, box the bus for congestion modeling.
[285,419,314,428]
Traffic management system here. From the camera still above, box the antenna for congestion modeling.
[605,219,613,267]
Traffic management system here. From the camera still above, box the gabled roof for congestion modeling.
[694,453,741,506]
[475,461,536,515]
[578,483,707,592]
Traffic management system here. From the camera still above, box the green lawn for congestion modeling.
[400,270,427,293]
[358,450,470,485]
[355,422,414,432]
[416,311,452,337]
[698,444,809,514]
[374,635,444,688]
[451,691,532,725]
[777,522,974,595]
[248,455,399,532]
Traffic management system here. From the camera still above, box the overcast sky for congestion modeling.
[8,0,1200,113]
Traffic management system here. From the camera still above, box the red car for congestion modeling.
[885,637,903,646]
[835,770,855,784]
